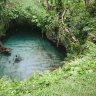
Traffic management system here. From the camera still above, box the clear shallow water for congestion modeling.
[0,29,64,80]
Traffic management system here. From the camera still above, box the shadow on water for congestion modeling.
[0,24,66,80]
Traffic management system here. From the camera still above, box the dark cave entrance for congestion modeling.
[0,19,67,80]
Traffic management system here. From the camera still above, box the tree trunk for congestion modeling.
[84,0,90,6]
[45,0,50,10]
[95,0,96,5]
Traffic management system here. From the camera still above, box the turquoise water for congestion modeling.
[0,28,64,80]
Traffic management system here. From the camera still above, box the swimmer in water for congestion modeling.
[13,55,22,63]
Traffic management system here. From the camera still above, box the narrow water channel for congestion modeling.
[0,28,64,80]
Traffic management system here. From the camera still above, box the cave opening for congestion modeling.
[0,19,67,80]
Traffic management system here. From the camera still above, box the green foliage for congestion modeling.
[87,2,96,16]
[0,0,96,48]
[63,0,96,45]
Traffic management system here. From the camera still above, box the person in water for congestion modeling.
[14,55,22,63]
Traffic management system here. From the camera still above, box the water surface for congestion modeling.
[0,29,64,80]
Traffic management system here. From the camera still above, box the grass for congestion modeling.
[0,41,96,96]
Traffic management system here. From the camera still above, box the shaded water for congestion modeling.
[0,28,64,80]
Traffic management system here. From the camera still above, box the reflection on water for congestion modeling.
[0,29,64,80]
